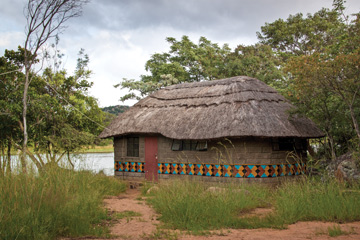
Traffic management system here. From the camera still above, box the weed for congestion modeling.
[115,211,142,220]
[141,227,179,240]
[141,181,156,195]
[327,225,351,237]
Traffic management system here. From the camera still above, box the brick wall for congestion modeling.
[113,135,307,182]
[157,136,305,165]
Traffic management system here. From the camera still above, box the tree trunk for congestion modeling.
[349,105,360,147]
[21,68,30,173]
[0,146,4,176]
[6,139,11,174]
[307,141,316,159]
[326,132,336,161]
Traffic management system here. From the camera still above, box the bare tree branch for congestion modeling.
[21,0,89,172]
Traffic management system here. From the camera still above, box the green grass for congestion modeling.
[327,225,351,237]
[144,178,360,232]
[0,168,127,240]
[274,178,360,224]
[80,144,114,153]
[115,211,142,219]
[146,180,272,231]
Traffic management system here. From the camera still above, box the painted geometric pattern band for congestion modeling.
[115,161,306,178]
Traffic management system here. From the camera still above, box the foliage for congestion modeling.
[102,105,129,116]
[224,44,283,89]
[257,1,347,58]
[20,0,90,172]
[0,47,105,171]
[0,47,27,174]
[258,0,360,158]
[117,36,281,101]
[0,168,126,240]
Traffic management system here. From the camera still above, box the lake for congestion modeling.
[72,152,115,176]
[8,152,115,176]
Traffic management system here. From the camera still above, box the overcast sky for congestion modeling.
[1,0,359,107]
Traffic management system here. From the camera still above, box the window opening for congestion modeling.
[272,138,306,151]
[127,137,139,157]
[171,140,207,151]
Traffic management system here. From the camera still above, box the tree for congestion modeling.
[0,48,26,174]
[118,36,281,101]
[224,44,283,89]
[258,0,360,158]
[0,45,105,172]
[26,49,104,170]
[257,1,347,59]
[118,36,231,101]
[21,0,89,172]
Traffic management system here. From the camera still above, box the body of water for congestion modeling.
[7,152,115,176]
[72,152,115,176]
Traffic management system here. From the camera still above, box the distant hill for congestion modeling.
[101,105,129,116]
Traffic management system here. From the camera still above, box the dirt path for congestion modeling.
[98,187,360,240]
[103,187,160,239]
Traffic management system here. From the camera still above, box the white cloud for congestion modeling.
[1,0,360,108]
[0,31,24,52]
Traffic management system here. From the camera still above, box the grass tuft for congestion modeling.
[115,211,142,220]
[327,225,349,237]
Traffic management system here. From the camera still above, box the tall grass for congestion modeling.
[0,168,126,240]
[145,178,360,232]
[147,180,271,231]
[274,178,360,224]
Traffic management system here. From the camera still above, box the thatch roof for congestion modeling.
[99,76,324,139]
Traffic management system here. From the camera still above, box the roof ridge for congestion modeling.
[138,99,286,108]
[151,89,279,101]
[164,77,258,90]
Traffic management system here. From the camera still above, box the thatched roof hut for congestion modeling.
[99,76,323,140]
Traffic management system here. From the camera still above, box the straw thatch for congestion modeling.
[99,76,324,139]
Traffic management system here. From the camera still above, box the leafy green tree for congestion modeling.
[1,47,105,171]
[118,36,231,101]
[257,0,347,59]
[0,48,26,174]
[21,0,89,172]
[118,36,281,101]
[259,0,360,158]
[25,49,104,169]
[224,44,283,89]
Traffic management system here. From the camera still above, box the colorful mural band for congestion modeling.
[115,161,306,178]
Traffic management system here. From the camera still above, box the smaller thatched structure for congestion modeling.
[100,76,323,183]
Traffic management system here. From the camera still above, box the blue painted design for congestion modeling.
[196,164,202,176]
[222,165,229,177]
[114,161,306,178]
[188,163,193,175]
[180,163,185,175]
